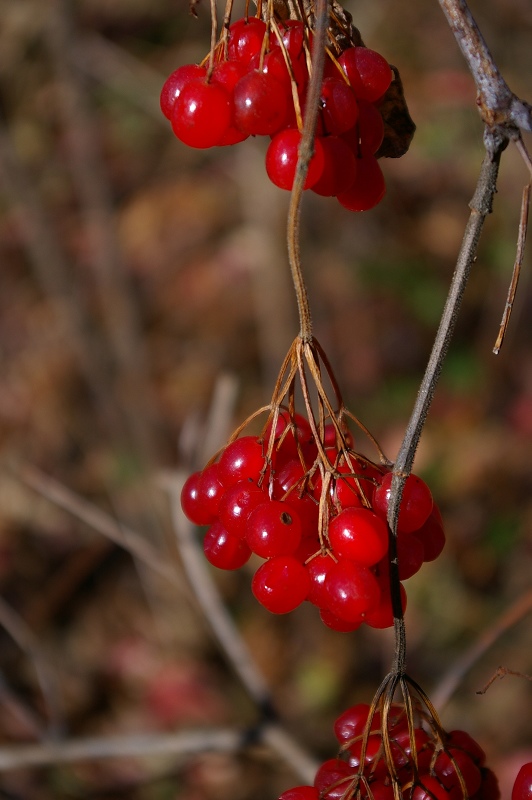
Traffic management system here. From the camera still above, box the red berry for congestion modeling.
[373,472,433,534]
[435,748,482,796]
[328,507,388,566]
[197,463,226,520]
[364,577,406,629]
[413,509,446,562]
[338,47,392,103]
[446,731,486,767]
[181,471,213,526]
[314,758,354,799]
[227,16,267,65]
[233,71,290,136]
[246,501,302,558]
[218,436,265,487]
[218,480,265,537]
[324,558,381,622]
[160,64,207,120]
[306,553,335,607]
[203,522,251,570]
[251,555,310,613]
[337,155,386,212]
[271,19,306,60]
[319,607,363,632]
[319,77,359,135]
[334,703,372,742]
[512,764,532,800]
[311,135,358,197]
[278,788,319,800]
[172,79,231,148]
[357,99,385,155]
[211,60,250,145]
[480,768,501,800]
[410,776,453,800]
[266,129,325,190]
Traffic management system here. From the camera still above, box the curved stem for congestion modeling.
[386,142,504,677]
[287,0,329,341]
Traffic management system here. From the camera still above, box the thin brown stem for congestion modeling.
[287,0,330,341]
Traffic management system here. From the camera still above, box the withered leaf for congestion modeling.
[376,66,416,159]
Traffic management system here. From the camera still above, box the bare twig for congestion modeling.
[387,144,504,674]
[0,723,316,780]
[437,0,532,151]
[45,0,159,465]
[0,596,64,738]
[476,665,532,695]
[11,464,186,594]
[431,587,532,710]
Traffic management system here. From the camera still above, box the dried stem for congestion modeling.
[387,144,504,676]
[286,0,330,341]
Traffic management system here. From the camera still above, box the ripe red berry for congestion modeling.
[172,79,231,148]
[251,555,310,614]
[364,577,406,629]
[337,155,386,212]
[323,558,380,622]
[435,748,482,796]
[373,472,433,534]
[410,776,451,800]
[203,522,252,570]
[311,135,358,197]
[328,507,389,566]
[266,129,325,190]
[160,64,207,120]
[319,77,359,135]
[246,501,302,557]
[211,60,250,145]
[338,46,392,103]
[278,788,319,800]
[218,479,265,537]
[306,553,335,607]
[181,471,214,526]
[227,16,267,65]
[218,436,265,487]
[512,763,532,800]
[319,607,364,632]
[314,758,354,799]
[233,70,290,136]
[333,703,372,742]
[413,509,446,562]
[270,19,306,60]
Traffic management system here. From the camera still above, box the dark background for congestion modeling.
[0,1,530,797]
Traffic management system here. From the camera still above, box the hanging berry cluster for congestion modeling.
[278,676,501,800]
[181,337,445,632]
[161,2,413,211]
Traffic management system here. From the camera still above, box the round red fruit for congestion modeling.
[218,480,265,537]
[246,501,302,558]
[172,79,231,148]
[160,64,207,120]
[319,77,359,135]
[337,155,386,212]
[324,558,380,622]
[218,436,265,487]
[338,47,392,103]
[312,135,357,197]
[278,788,319,800]
[373,472,433,534]
[251,555,310,614]
[227,16,267,65]
[512,763,532,800]
[233,71,289,136]
[181,471,214,526]
[203,522,251,570]
[328,507,388,566]
[266,129,325,190]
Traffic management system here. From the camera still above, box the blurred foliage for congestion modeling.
[0,0,531,798]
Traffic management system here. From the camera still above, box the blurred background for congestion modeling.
[0,0,531,797]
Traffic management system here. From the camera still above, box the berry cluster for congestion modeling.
[180,409,445,631]
[279,701,500,800]
[161,13,392,211]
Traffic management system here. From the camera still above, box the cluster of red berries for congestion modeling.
[180,410,445,631]
[279,702,500,800]
[161,14,392,211]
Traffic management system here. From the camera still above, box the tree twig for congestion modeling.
[431,587,532,710]
[387,143,504,675]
